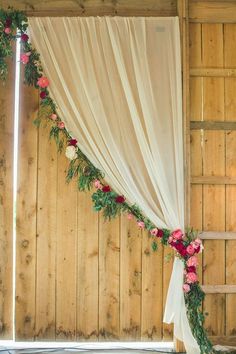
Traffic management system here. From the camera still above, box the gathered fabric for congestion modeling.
[29,17,200,353]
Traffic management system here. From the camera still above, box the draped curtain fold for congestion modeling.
[29,17,199,353]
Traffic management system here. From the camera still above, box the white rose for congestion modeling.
[65,145,77,160]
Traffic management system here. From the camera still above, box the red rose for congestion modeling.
[194,245,201,254]
[21,33,29,42]
[102,185,111,193]
[174,242,187,257]
[187,266,196,273]
[40,91,47,99]
[5,18,12,27]
[157,229,164,238]
[69,139,77,146]
[115,195,125,203]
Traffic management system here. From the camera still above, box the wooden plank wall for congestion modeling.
[15,86,174,341]
[0,54,15,339]
[189,0,236,347]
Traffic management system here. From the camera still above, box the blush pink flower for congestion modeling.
[20,53,30,65]
[37,76,49,88]
[127,213,133,220]
[50,113,57,121]
[187,255,198,267]
[186,272,198,284]
[26,52,31,56]
[137,221,145,229]
[172,229,183,240]
[94,179,102,190]
[168,236,174,243]
[193,238,202,250]
[4,27,11,34]
[183,283,191,293]
[186,244,195,256]
[150,228,158,236]
[57,121,65,129]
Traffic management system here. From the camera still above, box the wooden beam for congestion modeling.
[191,176,236,184]
[199,231,236,240]
[210,335,236,346]
[202,285,236,294]
[189,1,236,23]
[190,121,236,130]
[0,0,177,17]
[190,68,236,77]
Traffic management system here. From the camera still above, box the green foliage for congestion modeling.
[151,241,158,252]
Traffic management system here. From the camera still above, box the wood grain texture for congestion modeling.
[56,153,77,341]
[141,232,163,341]
[191,68,236,77]
[77,190,99,341]
[0,55,15,339]
[120,216,142,340]
[99,217,120,340]
[189,1,236,23]
[15,83,39,340]
[189,23,202,67]
[35,124,57,340]
[0,0,177,16]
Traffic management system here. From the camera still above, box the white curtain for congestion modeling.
[29,17,199,353]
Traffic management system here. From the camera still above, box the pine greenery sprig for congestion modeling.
[0,8,215,353]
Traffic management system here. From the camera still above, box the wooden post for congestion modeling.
[176,0,189,351]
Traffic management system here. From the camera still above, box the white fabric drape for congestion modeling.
[29,17,199,353]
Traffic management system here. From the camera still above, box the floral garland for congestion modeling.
[0,8,214,354]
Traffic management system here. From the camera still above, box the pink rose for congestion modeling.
[50,113,57,121]
[57,121,65,129]
[187,255,198,267]
[168,236,174,243]
[150,228,158,236]
[127,213,133,220]
[172,229,184,240]
[183,284,190,293]
[137,221,145,229]
[94,179,102,190]
[37,76,49,88]
[20,54,30,65]
[186,272,197,284]
[4,27,11,34]
[186,244,195,255]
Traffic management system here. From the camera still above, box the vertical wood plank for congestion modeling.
[190,77,202,121]
[162,248,174,341]
[56,153,77,341]
[202,22,225,338]
[77,190,99,341]
[225,22,236,338]
[0,55,15,339]
[224,24,236,68]
[99,217,120,340]
[203,78,224,121]
[35,124,57,340]
[15,83,39,340]
[120,215,142,340]
[226,131,236,336]
[202,24,223,68]
[189,23,202,67]
[141,231,163,341]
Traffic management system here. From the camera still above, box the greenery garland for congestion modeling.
[0,8,214,353]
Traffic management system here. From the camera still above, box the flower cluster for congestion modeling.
[166,229,203,292]
[93,181,203,294]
